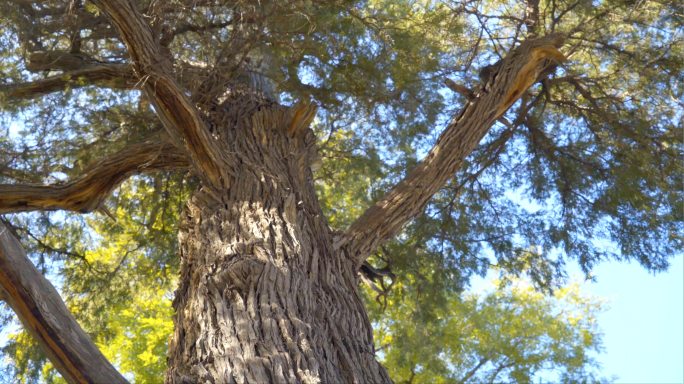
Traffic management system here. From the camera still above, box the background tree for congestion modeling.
[0,0,681,382]
[373,278,613,384]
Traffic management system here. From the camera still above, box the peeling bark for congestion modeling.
[0,221,128,384]
[0,140,189,214]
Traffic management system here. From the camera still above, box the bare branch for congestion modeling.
[344,34,567,268]
[160,19,236,46]
[456,350,494,384]
[0,140,190,214]
[0,221,129,384]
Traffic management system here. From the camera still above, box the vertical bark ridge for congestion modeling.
[165,96,391,384]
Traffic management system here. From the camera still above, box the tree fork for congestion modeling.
[164,96,392,383]
[5,0,570,379]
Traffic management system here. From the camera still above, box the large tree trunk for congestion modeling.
[164,96,391,384]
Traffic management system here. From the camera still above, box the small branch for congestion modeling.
[443,79,522,128]
[0,221,129,384]
[0,140,190,214]
[487,360,517,384]
[456,351,493,384]
[444,78,475,100]
[359,258,396,309]
[160,19,236,46]
[404,367,416,384]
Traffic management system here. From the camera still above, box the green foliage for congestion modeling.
[96,293,175,382]
[370,279,614,383]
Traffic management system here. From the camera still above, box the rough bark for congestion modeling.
[1,64,137,98]
[165,95,391,384]
[0,140,189,214]
[345,34,567,267]
[0,221,129,384]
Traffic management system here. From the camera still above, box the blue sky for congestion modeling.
[581,254,683,383]
[470,253,684,383]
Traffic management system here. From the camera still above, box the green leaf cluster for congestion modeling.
[369,279,614,383]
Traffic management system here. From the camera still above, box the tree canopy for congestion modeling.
[0,0,681,382]
[373,279,613,383]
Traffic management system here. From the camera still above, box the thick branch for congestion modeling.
[2,64,137,98]
[91,0,232,190]
[345,34,567,267]
[0,51,138,98]
[0,140,189,214]
[24,51,109,72]
[0,221,129,384]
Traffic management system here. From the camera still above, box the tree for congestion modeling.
[0,0,681,383]
[373,278,613,384]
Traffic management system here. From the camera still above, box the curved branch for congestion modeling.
[344,34,567,267]
[1,51,138,99]
[0,221,129,384]
[0,140,190,214]
[2,64,137,99]
[91,0,232,190]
